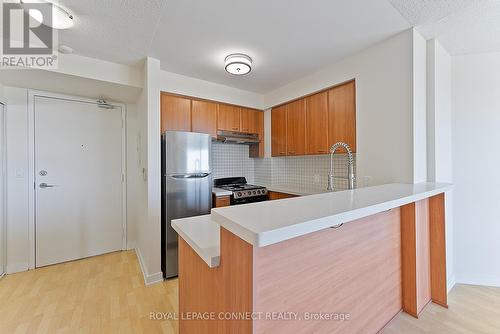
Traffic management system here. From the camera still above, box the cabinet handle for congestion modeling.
[232,127,239,130]
[279,152,286,155]
[317,149,326,153]
[289,151,296,155]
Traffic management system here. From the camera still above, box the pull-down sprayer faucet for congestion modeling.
[327,142,355,192]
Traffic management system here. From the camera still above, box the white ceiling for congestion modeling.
[43,0,500,93]
[388,0,500,55]
[54,0,410,93]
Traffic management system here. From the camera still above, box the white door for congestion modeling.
[34,96,124,267]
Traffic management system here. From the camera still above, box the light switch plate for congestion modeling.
[15,168,24,178]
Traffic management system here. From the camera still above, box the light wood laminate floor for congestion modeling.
[1,250,499,334]
[0,251,178,334]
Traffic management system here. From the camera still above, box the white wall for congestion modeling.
[264,29,420,186]
[2,86,140,273]
[160,70,264,109]
[134,58,163,285]
[4,87,30,273]
[427,39,454,291]
[412,32,427,183]
[452,52,500,287]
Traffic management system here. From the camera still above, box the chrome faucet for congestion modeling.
[327,142,355,192]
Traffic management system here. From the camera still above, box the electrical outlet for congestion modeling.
[363,176,372,187]
[313,174,320,184]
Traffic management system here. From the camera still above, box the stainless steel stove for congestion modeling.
[214,177,268,205]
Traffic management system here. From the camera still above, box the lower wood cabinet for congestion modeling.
[213,195,231,208]
[268,191,298,200]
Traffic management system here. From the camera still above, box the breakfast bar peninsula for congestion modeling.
[172,183,451,334]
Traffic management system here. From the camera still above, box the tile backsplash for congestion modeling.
[255,154,356,192]
[212,142,357,192]
[212,142,255,183]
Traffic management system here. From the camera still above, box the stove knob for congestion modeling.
[237,193,241,197]
[257,190,261,194]
[253,191,257,195]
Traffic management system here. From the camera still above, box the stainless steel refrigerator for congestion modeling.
[161,131,212,278]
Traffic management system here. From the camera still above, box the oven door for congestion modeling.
[231,194,269,205]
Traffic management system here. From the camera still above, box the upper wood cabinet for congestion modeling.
[271,105,287,157]
[306,91,329,155]
[161,94,191,133]
[192,100,218,138]
[286,99,306,156]
[249,110,264,158]
[328,81,356,152]
[240,108,259,134]
[160,92,264,158]
[218,104,241,132]
[270,80,356,157]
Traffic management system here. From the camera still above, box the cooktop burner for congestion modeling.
[214,177,268,203]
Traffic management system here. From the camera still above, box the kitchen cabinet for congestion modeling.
[192,100,218,138]
[240,108,259,134]
[218,104,241,132]
[160,92,264,158]
[213,195,231,208]
[306,91,329,155]
[161,94,191,132]
[271,105,287,157]
[286,99,306,156]
[328,81,356,152]
[270,79,356,157]
[268,191,298,200]
[249,110,265,158]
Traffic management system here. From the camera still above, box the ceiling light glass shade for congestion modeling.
[225,54,252,75]
[23,1,74,30]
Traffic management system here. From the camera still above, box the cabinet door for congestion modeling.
[306,91,329,155]
[240,108,258,134]
[218,104,241,132]
[192,100,218,138]
[328,81,356,152]
[271,105,287,157]
[249,110,264,158]
[161,94,191,132]
[286,99,306,156]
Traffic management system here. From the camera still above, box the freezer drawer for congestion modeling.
[163,173,212,278]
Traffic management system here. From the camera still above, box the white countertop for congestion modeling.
[212,187,233,197]
[171,215,220,268]
[262,184,326,196]
[173,182,451,267]
[211,182,452,247]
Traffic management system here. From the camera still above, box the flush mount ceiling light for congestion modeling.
[225,54,252,75]
[21,0,74,30]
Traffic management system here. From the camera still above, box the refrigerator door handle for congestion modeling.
[170,173,211,179]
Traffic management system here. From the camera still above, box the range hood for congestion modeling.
[216,130,260,144]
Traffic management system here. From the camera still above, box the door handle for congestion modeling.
[171,173,210,179]
[39,183,57,189]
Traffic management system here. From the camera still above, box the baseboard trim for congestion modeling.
[455,276,500,288]
[134,247,163,286]
[447,276,456,292]
[6,262,29,274]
